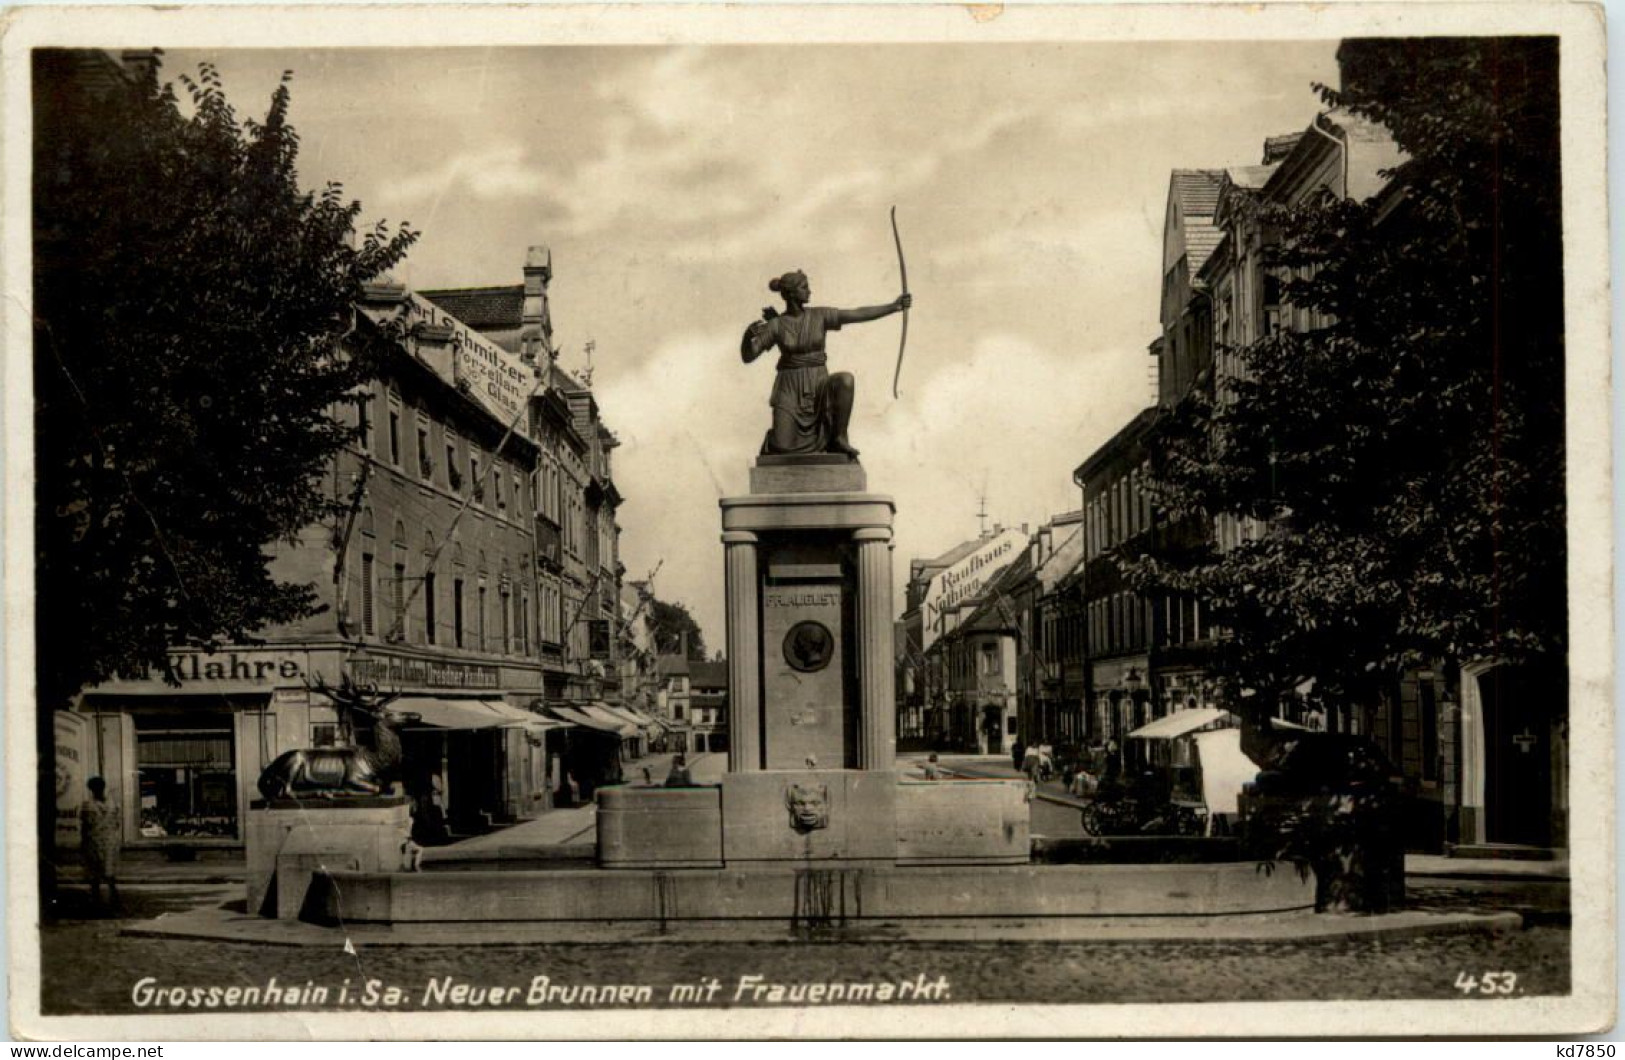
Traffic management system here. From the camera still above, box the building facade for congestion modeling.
[56,247,638,854]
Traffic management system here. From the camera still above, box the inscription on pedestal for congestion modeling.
[762,580,847,769]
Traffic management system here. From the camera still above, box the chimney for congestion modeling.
[119,50,160,82]
[521,245,553,368]
[679,630,689,660]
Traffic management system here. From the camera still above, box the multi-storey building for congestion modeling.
[899,529,1026,753]
[687,661,729,755]
[1020,513,1087,747]
[59,275,564,853]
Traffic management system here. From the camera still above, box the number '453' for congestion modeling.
[1455,971,1519,995]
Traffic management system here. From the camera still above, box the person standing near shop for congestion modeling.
[79,776,121,913]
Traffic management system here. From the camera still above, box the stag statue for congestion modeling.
[257,676,407,801]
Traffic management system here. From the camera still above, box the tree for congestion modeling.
[1119,41,1564,909]
[1125,38,1564,728]
[33,52,418,709]
[648,598,707,661]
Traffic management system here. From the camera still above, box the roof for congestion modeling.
[1073,406,1160,484]
[1224,164,1280,191]
[690,661,729,689]
[1036,525,1084,593]
[1262,132,1304,165]
[1168,170,1227,283]
[417,285,524,331]
[1170,169,1223,216]
[656,654,690,677]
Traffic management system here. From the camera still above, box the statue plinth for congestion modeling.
[246,798,410,918]
[749,454,866,494]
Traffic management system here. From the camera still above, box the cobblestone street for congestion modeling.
[38,883,1569,1015]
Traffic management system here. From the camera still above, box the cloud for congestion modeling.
[376,142,555,205]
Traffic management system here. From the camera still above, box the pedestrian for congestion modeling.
[1011,737,1027,773]
[1022,743,1042,782]
[922,753,942,781]
[78,776,121,914]
[664,753,694,788]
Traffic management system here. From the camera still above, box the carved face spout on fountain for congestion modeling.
[785,783,830,834]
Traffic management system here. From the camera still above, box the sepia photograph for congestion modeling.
[4,2,1613,1040]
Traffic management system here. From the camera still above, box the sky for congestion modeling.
[169,42,1340,647]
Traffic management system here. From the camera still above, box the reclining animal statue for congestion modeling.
[257,676,407,801]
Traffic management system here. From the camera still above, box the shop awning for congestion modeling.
[485,700,571,732]
[580,704,641,737]
[1129,708,1308,741]
[1128,707,1232,740]
[546,705,629,736]
[596,704,654,731]
[393,697,560,731]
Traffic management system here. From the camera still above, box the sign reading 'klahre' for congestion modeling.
[921,528,1027,652]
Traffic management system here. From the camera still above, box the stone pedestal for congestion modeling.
[246,798,409,918]
[592,454,1025,872]
[720,457,894,773]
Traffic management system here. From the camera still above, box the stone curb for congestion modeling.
[120,906,1521,948]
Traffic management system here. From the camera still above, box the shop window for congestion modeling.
[134,714,237,840]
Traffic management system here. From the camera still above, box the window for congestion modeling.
[453,578,465,649]
[500,586,512,654]
[514,475,523,515]
[388,409,401,466]
[393,562,407,639]
[361,552,375,636]
[520,590,530,654]
[446,440,461,491]
[423,571,436,645]
[470,455,483,504]
[310,705,340,748]
[1420,680,1439,782]
[478,584,488,652]
[978,643,1000,676]
[417,424,432,481]
[356,392,372,454]
[495,471,505,511]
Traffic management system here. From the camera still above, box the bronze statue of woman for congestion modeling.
[741,270,911,459]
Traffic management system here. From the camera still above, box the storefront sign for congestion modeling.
[921,528,1026,652]
[404,293,536,436]
[346,655,500,690]
[54,712,91,850]
[105,651,308,690]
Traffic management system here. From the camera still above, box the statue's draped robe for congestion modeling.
[747,307,844,455]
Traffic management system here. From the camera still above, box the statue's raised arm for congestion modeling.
[740,269,911,460]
